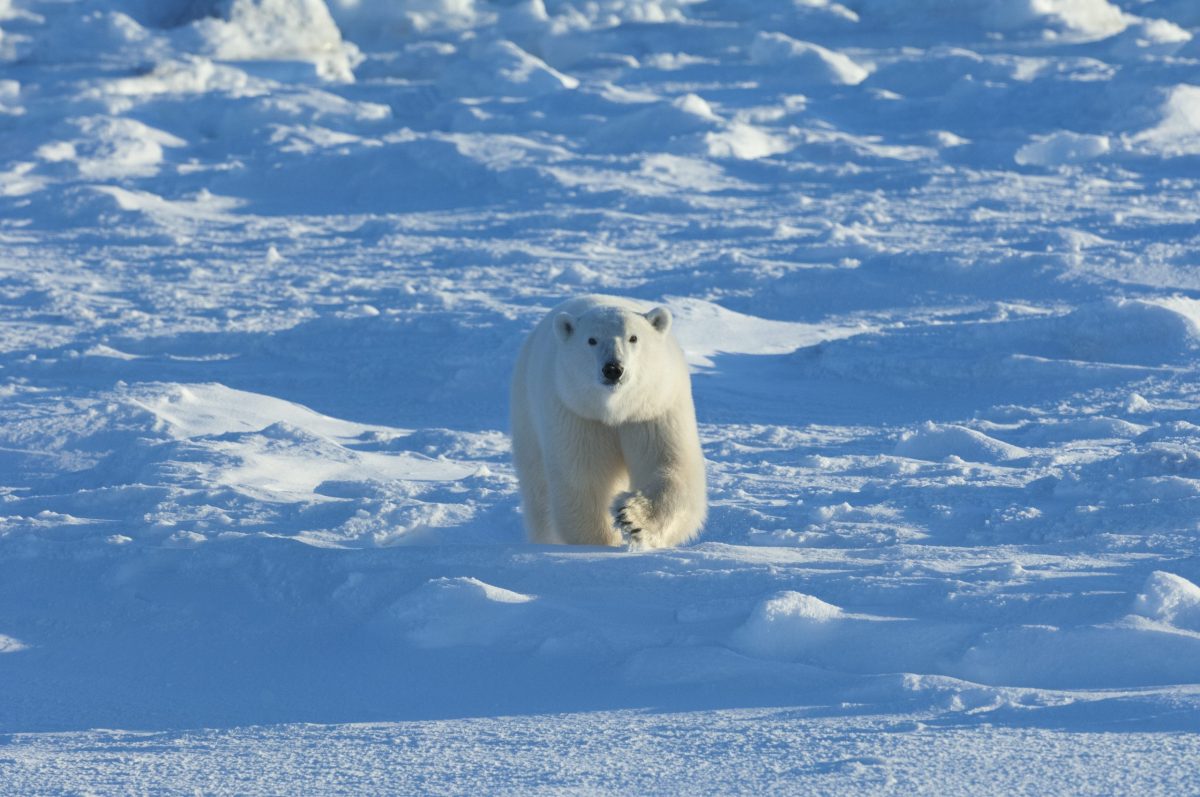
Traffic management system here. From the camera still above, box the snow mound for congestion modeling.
[668,298,872,368]
[895,422,1028,463]
[1056,297,1200,364]
[111,383,486,546]
[1107,17,1190,58]
[728,591,951,673]
[329,0,489,36]
[90,186,244,226]
[851,0,1131,40]
[40,117,185,180]
[732,591,846,660]
[591,93,720,150]
[703,123,791,160]
[1015,131,1110,166]
[1130,84,1200,157]
[748,32,869,85]
[447,39,579,97]
[129,383,476,503]
[384,577,538,648]
[955,619,1200,688]
[130,382,388,440]
[188,0,362,82]
[100,56,259,98]
[1021,416,1147,444]
[1133,572,1200,631]
[590,94,788,159]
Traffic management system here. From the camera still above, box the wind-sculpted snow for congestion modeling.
[1,0,1199,791]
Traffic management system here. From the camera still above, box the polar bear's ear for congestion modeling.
[554,312,575,342]
[645,306,672,334]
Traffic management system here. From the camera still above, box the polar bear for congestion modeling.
[510,295,707,548]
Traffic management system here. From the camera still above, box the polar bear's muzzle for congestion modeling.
[601,360,624,385]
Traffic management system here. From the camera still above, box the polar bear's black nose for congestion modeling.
[602,361,624,383]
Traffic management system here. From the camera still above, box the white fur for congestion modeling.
[510,295,707,548]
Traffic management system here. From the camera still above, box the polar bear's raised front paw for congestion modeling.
[613,491,654,544]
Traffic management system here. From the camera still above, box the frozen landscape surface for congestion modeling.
[1,0,1200,792]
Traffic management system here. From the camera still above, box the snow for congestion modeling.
[893,422,1030,463]
[748,32,870,85]
[1,0,1200,791]
[1133,84,1200,156]
[6,712,1200,796]
[1015,131,1111,166]
[1134,571,1200,631]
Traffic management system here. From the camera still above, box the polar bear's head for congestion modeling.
[552,304,682,425]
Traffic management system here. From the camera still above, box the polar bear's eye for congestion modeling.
[587,338,597,345]
[629,335,638,343]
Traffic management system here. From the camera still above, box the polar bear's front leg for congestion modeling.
[612,485,704,549]
[545,411,627,546]
[613,490,655,542]
[614,414,707,549]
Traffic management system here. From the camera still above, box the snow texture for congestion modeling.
[1,0,1199,792]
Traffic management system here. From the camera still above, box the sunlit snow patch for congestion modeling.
[1015,131,1110,166]
[99,56,262,99]
[0,633,29,653]
[1107,17,1191,58]
[446,39,579,96]
[1130,84,1200,157]
[894,422,1029,464]
[592,94,788,160]
[955,619,1200,689]
[132,382,387,440]
[384,576,538,649]
[1133,571,1200,632]
[91,186,244,226]
[749,32,870,85]
[667,297,873,368]
[0,78,20,115]
[728,591,953,673]
[1055,296,1200,364]
[40,117,185,180]
[187,0,363,82]
[731,591,851,657]
[129,383,476,503]
[327,0,490,36]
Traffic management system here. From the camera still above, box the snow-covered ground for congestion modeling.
[2,0,1200,792]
